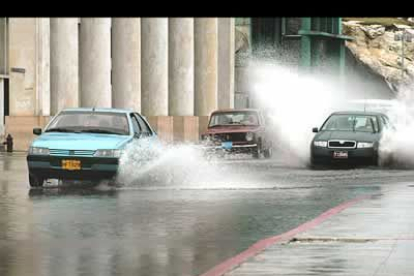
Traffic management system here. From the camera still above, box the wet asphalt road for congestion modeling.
[1,152,414,276]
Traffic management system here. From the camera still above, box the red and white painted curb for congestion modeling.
[198,195,372,276]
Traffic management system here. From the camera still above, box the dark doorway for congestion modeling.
[4,78,9,121]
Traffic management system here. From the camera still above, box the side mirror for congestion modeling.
[312,127,319,133]
[134,132,141,139]
[33,128,42,135]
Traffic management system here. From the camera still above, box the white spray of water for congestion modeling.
[116,138,258,188]
[248,61,380,167]
[379,84,414,167]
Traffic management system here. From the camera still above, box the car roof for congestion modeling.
[211,108,261,114]
[61,107,133,114]
[331,111,387,117]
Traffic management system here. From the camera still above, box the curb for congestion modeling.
[198,194,372,276]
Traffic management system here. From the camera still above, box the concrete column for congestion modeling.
[36,18,50,116]
[112,18,141,111]
[169,18,194,116]
[195,18,218,116]
[50,18,79,115]
[141,18,168,116]
[0,78,3,135]
[218,18,235,109]
[80,18,111,108]
[8,18,36,116]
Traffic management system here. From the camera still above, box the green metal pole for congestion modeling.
[337,18,346,84]
[300,17,312,73]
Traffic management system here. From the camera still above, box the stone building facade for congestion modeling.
[0,18,235,150]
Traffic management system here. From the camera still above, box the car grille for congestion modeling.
[213,133,246,142]
[49,149,96,157]
[328,140,356,149]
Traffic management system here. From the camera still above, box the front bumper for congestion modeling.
[27,154,119,180]
[202,143,258,154]
[311,146,378,165]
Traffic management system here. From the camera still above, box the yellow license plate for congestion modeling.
[62,160,81,170]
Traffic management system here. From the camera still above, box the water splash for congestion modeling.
[379,84,414,167]
[248,61,357,167]
[116,138,258,189]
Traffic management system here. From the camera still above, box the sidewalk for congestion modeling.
[0,151,27,157]
[201,184,414,276]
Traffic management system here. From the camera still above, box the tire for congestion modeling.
[253,139,263,159]
[29,173,44,187]
[252,146,260,159]
[309,157,323,170]
[263,147,272,159]
[372,155,379,167]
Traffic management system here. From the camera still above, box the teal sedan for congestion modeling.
[27,108,157,187]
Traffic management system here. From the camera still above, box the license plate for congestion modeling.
[62,160,81,170]
[333,151,348,159]
[222,141,233,150]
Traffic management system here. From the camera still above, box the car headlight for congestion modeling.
[313,141,328,147]
[94,149,123,158]
[245,132,254,142]
[357,142,374,149]
[29,147,50,155]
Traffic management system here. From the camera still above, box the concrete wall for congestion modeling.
[5,116,51,151]
[8,18,36,116]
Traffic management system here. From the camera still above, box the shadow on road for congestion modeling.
[28,183,118,198]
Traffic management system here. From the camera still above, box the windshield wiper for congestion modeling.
[45,127,74,133]
[79,129,121,135]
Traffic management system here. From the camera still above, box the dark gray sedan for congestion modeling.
[310,111,390,167]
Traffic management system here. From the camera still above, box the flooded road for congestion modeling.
[1,152,414,276]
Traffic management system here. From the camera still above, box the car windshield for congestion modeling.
[209,111,259,127]
[321,114,379,132]
[46,111,130,135]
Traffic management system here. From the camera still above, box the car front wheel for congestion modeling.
[253,138,263,159]
[29,173,44,187]
[263,147,272,159]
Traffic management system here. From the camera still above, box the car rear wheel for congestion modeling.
[29,173,44,187]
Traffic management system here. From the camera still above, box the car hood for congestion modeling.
[314,130,379,142]
[204,125,261,135]
[31,132,132,150]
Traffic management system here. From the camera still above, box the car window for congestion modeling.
[130,114,141,135]
[381,116,389,128]
[47,112,130,135]
[135,114,153,136]
[322,115,379,132]
[209,111,259,127]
